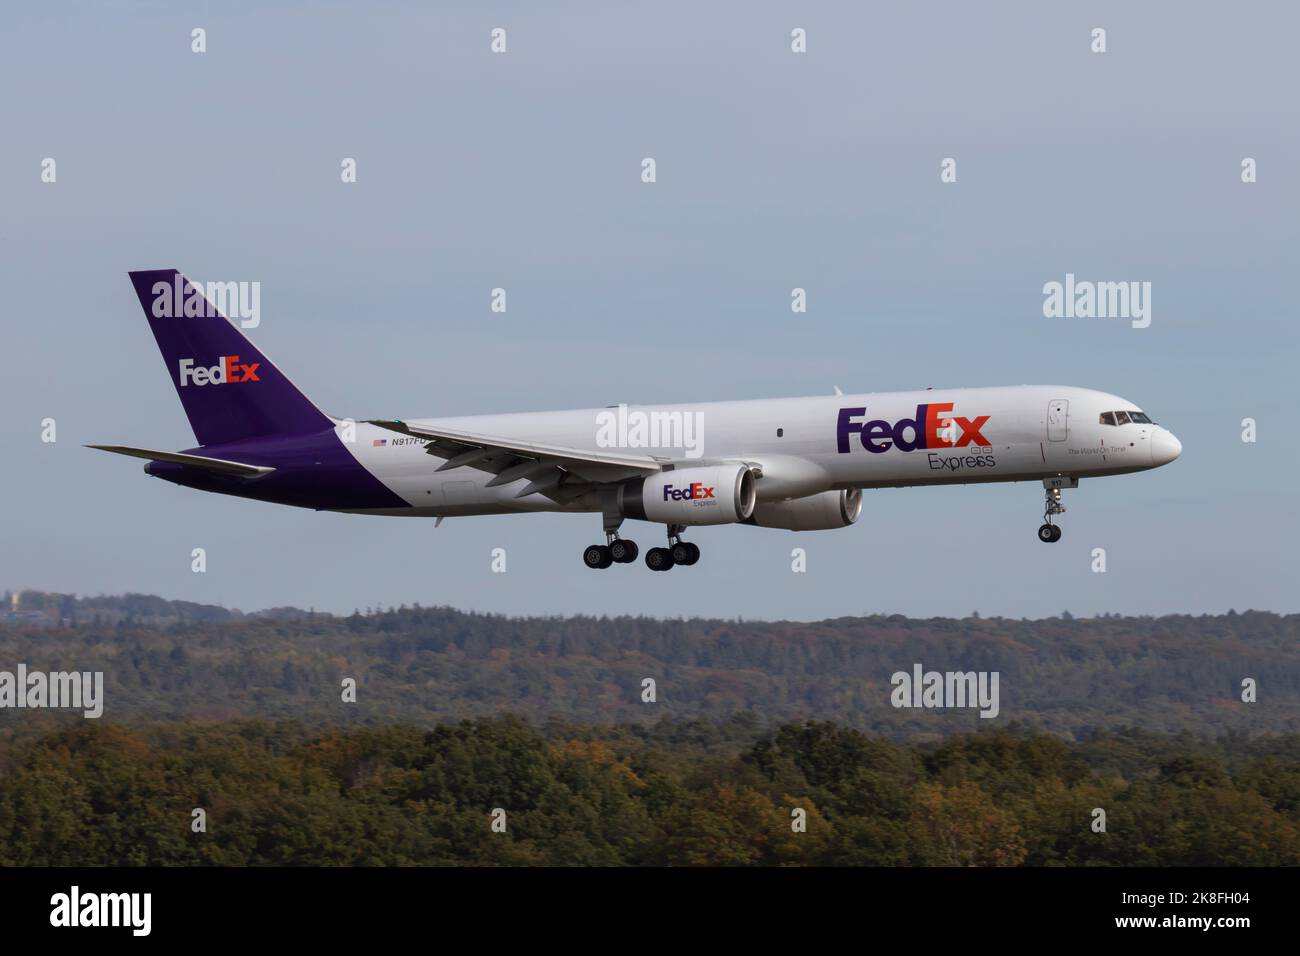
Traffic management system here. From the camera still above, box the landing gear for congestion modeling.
[586,518,701,571]
[610,537,639,564]
[643,526,701,571]
[584,529,638,569]
[1038,481,1070,543]
[645,547,674,571]
[671,542,700,565]
[647,525,700,570]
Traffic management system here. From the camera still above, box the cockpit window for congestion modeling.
[1101,409,1156,425]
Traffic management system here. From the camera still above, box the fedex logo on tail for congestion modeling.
[837,404,990,454]
[178,356,261,387]
[663,482,716,502]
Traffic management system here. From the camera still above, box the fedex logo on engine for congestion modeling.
[663,482,716,502]
[178,356,261,387]
[837,404,990,454]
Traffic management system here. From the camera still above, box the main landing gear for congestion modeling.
[1037,481,1069,543]
[645,525,700,572]
[581,524,701,571]
[583,531,640,569]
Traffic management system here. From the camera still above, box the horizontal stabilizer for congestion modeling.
[86,445,275,478]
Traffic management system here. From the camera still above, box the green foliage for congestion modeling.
[3,596,1296,865]
[3,597,1298,736]
[1,718,1297,866]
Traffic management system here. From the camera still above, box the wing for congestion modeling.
[366,419,663,501]
[87,444,275,478]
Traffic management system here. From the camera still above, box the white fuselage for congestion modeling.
[341,385,1181,517]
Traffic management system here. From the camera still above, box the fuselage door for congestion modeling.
[1047,399,1069,442]
[440,480,481,505]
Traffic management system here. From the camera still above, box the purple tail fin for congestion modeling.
[128,270,333,446]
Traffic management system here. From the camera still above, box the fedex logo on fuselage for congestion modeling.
[837,404,990,454]
[663,482,716,502]
[177,356,261,387]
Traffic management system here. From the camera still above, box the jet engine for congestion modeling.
[746,488,862,531]
[619,464,757,526]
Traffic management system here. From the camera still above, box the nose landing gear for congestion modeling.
[1037,480,1073,543]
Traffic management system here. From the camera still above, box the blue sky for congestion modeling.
[2,1,1296,618]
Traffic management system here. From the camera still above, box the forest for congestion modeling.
[0,717,1296,866]
[1,592,1296,865]
[1,591,1296,736]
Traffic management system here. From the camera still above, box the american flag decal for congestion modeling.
[372,438,387,447]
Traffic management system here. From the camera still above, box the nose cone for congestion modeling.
[1151,428,1182,466]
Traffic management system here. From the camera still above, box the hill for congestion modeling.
[2,592,1295,737]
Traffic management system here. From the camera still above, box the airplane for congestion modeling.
[91,269,1182,571]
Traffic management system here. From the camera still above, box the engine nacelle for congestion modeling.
[746,488,862,531]
[620,464,757,526]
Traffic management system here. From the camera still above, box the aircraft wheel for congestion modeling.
[1037,524,1057,543]
[1050,525,1063,542]
[645,547,675,571]
[672,542,700,566]
[583,544,614,569]
[611,539,639,563]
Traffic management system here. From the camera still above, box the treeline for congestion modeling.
[2,590,313,627]
[0,717,1296,866]
[2,597,1297,736]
